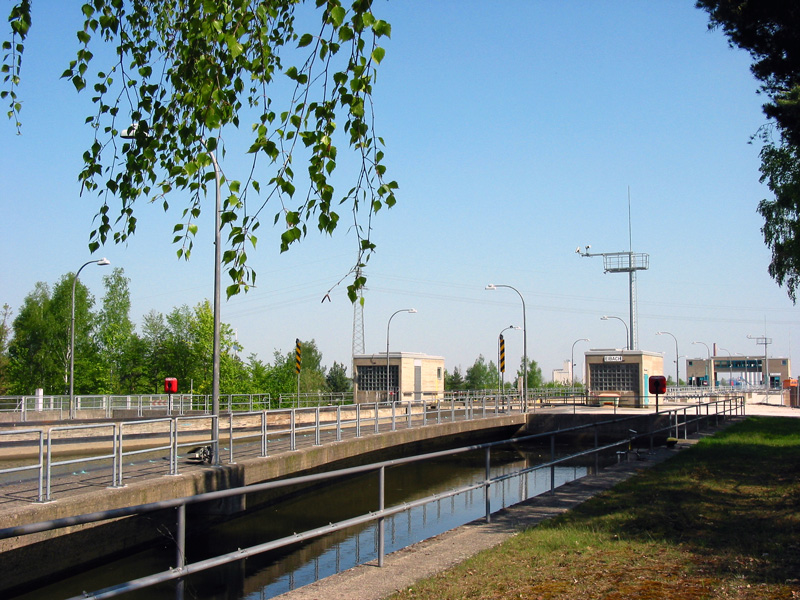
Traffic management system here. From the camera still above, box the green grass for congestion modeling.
[388,416,800,600]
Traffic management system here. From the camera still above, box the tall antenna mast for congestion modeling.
[577,189,649,350]
[352,266,366,357]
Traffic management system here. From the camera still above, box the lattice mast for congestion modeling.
[578,190,649,350]
[352,267,366,357]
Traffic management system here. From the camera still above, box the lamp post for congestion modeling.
[601,316,629,350]
[570,338,589,388]
[205,141,222,465]
[123,123,223,464]
[498,325,520,398]
[656,331,679,387]
[386,309,416,402]
[692,341,712,391]
[486,284,528,411]
[70,258,110,419]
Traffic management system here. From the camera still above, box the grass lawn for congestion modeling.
[387,416,800,600]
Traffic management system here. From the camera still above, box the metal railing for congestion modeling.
[0,396,526,502]
[0,397,744,599]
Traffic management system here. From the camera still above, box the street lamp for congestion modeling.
[601,316,629,350]
[486,284,528,411]
[498,325,520,398]
[70,258,110,419]
[692,341,712,391]
[122,123,222,464]
[656,331,679,386]
[386,309,416,402]
[571,338,589,388]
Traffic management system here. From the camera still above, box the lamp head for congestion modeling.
[120,122,138,139]
[600,316,609,321]
[97,258,111,266]
[408,308,417,314]
[485,284,496,291]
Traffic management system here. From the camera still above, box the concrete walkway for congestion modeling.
[276,403,799,600]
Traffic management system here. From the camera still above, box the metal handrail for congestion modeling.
[0,428,45,502]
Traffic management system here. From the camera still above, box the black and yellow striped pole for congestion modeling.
[295,339,301,404]
[500,335,506,374]
[498,325,519,410]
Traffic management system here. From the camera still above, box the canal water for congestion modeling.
[12,443,605,600]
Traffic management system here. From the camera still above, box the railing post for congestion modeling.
[112,423,120,487]
[375,401,380,434]
[172,417,180,475]
[261,411,268,457]
[229,414,235,464]
[484,447,491,523]
[314,407,321,446]
[290,409,297,451]
[407,401,412,429]
[176,503,186,595]
[391,402,396,432]
[550,434,556,495]
[356,404,362,438]
[336,405,342,442]
[378,466,386,567]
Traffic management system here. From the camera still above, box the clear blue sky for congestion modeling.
[2,1,797,382]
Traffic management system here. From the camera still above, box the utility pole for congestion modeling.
[747,334,772,403]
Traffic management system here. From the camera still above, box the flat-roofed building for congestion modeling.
[353,352,445,404]
[585,349,664,407]
[685,355,791,388]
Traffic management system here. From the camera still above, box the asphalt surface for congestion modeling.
[275,403,799,600]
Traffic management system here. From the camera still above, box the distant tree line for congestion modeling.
[0,267,351,397]
[444,355,548,392]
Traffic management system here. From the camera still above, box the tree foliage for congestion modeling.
[2,1,396,299]
[517,356,544,389]
[444,366,464,392]
[697,1,800,301]
[464,354,497,391]
[326,360,350,392]
[2,271,341,396]
[7,276,101,394]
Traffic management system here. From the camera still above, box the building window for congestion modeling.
[358,365,399,391]
[437,367,442,380]
[590,363,640,394]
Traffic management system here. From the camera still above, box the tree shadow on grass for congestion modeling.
[550,416,800,585]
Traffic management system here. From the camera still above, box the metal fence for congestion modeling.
[0,395,531,503]
[0,385,755,423]
[0,397,744,600]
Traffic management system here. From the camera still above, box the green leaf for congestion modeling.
[330,6,346,27]
[371,47,385,64]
